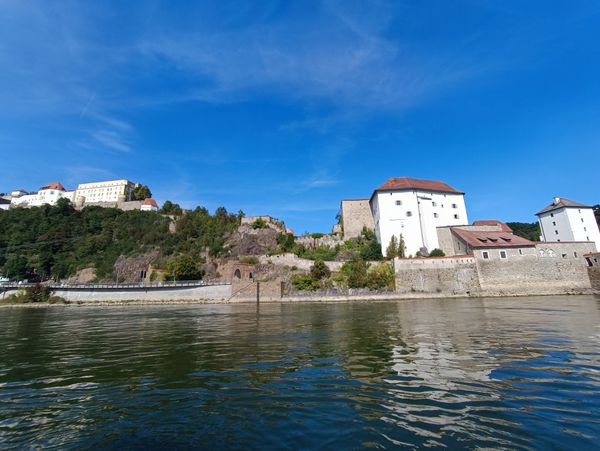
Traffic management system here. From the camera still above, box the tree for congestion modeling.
[386,235,398,259]
[506,222,540,241]
[161,200,183,216]
[429,248,445,257]
[340,258,369,289]
[277,233,296,252]
[165,255,202,281]
[252,218,268,229]
[397,234,406,258]
[310,259,331,281]
[131,184,152,201]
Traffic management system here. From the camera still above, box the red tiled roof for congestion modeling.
[472,220,513,232]
[40,182,65,191]
[451,228,535,249]
[143,198,158,207]
[375,177,463,194]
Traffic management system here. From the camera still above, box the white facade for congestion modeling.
[75,180,135,204]
[371,184,468,257]
[10,188,75,207]
[537,198,600,250]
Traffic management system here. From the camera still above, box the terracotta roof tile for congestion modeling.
[143,198,158,207]
[40,182,65,191]
[375,177,463,194]
[472,220,513,232]
[451,228,535,249]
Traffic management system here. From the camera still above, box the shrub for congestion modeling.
[252,218,268,229]
[310,259,331,281]
[276,233,296,252]
[340,258,369,289]
[291,274,320,291]
[310,233,324,239]
[366,263,395,290]
[165,255,202,281]
[239,256,259,265]
[429,248,445,257]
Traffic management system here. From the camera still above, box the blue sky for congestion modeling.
[1,0,599,233]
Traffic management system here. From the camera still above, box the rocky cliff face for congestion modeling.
[225,224,279,256]
[113,250,160,283]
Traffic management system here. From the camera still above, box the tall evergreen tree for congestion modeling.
[386,235,398,259]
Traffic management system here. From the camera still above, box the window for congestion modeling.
[519,249,523,255]
[432,201,437,207]
[482,251,489,259]
[552,221,556,226]
[551,213,554,217]
[562,254,567,259]
[452,203,457,209]
[453,214,459,219]
[554,230,559,235]
[433,213,438,218]
[406,211,412,217]
[574,252,578,258]
[500,251,507,259]
[581,218,584,222]
[587,236,590,241]
[395,200,402,206]
[584,227,587,232]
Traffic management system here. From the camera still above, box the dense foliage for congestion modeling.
[507,222,541,241]
[131,184,152,201]
[0,199,241,282]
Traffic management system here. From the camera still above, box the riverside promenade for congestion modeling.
[0,281,232,302]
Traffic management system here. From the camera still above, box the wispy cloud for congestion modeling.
[91,129,131,153]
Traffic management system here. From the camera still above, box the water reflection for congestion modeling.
[0,296,599,449]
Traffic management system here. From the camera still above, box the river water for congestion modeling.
[1,296,599,450]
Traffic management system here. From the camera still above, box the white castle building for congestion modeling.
[536,197,600,250]
[10,182,75,207]
[74,179,135,204]
[5,179,158,212]
[370,177,469,256]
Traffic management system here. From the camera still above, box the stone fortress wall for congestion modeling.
[393,241,597,297]
[340,199,375,239]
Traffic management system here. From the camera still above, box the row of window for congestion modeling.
[482,250,508,259]
[400,211,460,220]
[395,200,458,208]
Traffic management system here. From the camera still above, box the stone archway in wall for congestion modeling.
[234,269,242,279]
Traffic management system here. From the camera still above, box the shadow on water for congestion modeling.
[0,295,599,449]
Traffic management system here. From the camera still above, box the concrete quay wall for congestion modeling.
[1,284,232,302]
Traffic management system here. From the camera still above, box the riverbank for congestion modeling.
[1,290,598,307]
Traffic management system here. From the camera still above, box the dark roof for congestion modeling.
[451,228,535,249]
[0,198,11,204]
[472,220,513,232]
[536,197,592,215]
[375,177,463,194]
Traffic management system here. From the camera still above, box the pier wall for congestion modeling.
[1,284,232,302]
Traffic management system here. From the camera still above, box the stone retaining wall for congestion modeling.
[1,284,232,302]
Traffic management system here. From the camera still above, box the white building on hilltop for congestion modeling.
[537,197,600,250]
[370,177,469,257]
[74,180,135,204]
[10,182,75,207]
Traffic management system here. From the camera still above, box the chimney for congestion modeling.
[553,197,561,205]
